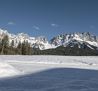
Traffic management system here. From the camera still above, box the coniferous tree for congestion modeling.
[21,41,33,55]
[17,41,22,54]
[11,40,14,47]
[1,35,9,54]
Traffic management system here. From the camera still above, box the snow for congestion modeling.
[0,28,98,50]
[86,41,98,47]
[0,56,98,91]
[0,56,98,78]
[0,62,20,78]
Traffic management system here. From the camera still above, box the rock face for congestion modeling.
[50,32,98,50]
[0,28,98,50]
[0,29,54,50]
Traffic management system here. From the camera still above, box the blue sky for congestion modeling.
[0,0,98,40]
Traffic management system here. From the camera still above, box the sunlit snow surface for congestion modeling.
[0,56,98,91]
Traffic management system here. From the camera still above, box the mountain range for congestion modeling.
[0,28,98,55]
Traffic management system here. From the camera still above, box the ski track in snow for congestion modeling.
[0,55,98,91]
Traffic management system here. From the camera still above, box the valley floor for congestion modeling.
[0,56,98,91]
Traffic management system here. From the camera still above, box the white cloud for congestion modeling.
[33,25,40,30]
[51,23,58,27]
[8,22,15,25]
[90,25,95,29]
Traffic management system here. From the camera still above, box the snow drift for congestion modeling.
[0,55,98,78]
[0,62,20,78]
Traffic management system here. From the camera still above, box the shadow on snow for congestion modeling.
[0,68,98,91]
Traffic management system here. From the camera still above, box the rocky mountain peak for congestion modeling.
[0,28,98,50]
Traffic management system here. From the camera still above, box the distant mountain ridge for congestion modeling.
[50,32,98,50]
[0,28,55,50]
[0,28,98,52]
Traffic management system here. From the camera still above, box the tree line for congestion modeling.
[0,35,98,55]
[0,35,33,55]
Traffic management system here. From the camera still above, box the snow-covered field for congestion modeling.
[0,55,98,91]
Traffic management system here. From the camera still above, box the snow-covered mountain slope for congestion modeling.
[0,28,98,50]
[0,28,55,50]
[51,32,98,50]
